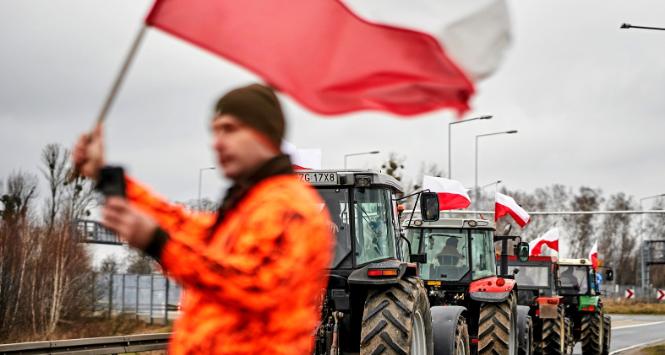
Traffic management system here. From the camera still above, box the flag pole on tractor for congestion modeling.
[70,25,148,180]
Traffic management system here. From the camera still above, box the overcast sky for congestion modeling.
[2,0,665,213]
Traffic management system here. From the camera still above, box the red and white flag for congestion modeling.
[282,141,322,170]
[589,241,599,270]
[146,0,510,116]
[495,192,530,227]
[529,228,559,256]
[422,176,471,211]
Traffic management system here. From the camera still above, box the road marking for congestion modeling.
[609,338,665,354]
[612,320,665,330]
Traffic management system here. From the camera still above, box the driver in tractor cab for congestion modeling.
[437,237,464,266]
[561,266,580,290]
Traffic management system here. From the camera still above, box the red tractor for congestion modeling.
[404,217,530,355]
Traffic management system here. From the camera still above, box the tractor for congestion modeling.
[302,170,440,355]
[404,216,530,355]
[506,255,572,355]
[557,258,612,355]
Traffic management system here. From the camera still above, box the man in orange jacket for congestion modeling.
[73,84,333,354]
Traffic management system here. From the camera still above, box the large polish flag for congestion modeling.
[589,241,599,270]
[282,141,322,170]
[495,192,530,227]
[422,176,471,211]
[146,0,510,116]
[529,228,559,256]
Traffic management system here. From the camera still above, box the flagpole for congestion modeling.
[69,24,148,180]
[95,24,149,124]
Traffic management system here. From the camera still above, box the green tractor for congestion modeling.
[506,255,572,355]
[303,170,440,355]
[557,258,612,355]
[404,216,529,355]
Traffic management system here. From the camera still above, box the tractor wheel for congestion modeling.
[478,292,518,355]
[541,306,566,355]
[581,311,603,355]
[517,306,533,355]
[564,318,574,355]
[450,314,471,355]
[360,278,432,355]
[601,315,611,355]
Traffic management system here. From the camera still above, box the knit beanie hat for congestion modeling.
[214,84,285,149]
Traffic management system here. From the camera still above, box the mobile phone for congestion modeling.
[96,166,126,197]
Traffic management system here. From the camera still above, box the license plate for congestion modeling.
[298,172,338,185]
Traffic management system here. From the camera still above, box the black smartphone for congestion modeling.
[96,166,126,197]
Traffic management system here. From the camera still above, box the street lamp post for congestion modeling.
[480,180,502,210]
[474,130,518,207]
[621,23,665,31]
[448,115,492,179]
[198,166,216,210]
[639,193,665,293]
[344,150,380,169]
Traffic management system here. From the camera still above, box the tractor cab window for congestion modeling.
[512,266,550,288]
[471,230,495,280]
[318,188,351,268]
[408,228,470,281]
[354,188,396,265]
[559,265,589,294]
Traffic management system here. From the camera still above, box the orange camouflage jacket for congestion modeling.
[125,169,332,354]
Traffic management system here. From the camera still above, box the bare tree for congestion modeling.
[126,251,155,275]
[567,187,603,258]
[599,193,636,284]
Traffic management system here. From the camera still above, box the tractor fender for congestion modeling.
[348,259,407,285]
[431,305,467,355]
[469,276,516,302]
[517,305,532,354]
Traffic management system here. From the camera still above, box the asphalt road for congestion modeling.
[571,314,665,354]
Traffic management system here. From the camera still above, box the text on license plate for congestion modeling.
[298,172,338,185]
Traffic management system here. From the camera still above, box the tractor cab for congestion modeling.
[404,217,497,290]
[506,255,561,305]
[557,259,598,298]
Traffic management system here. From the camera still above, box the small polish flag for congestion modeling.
[529,228,559,256]
[589,241,599,270]
[495,192,530,227]
[422,176,471,211]
[282,141,322,170]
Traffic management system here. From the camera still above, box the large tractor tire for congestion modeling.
[601,315,611,355]
[517,306,533,355]
[478,292,518,355]
[581,311,604,355]
[541,306,566,355]
[360,278,433,355]
[431,306,470,355]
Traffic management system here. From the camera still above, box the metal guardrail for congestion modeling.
[0,333,170,354]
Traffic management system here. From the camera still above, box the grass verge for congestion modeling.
[604,300,665,315]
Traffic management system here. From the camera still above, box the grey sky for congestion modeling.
[2,0,665,211]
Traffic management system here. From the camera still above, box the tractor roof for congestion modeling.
[506,255,558,263]
[297,169,403,193]
[557,258,592,266]
[403,216,495,230]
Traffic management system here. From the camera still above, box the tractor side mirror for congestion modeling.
[420,192,440,222]
[605,268,614,282]
[515,242,529,262]
[502,224,512,235]
[410,253,427,264]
